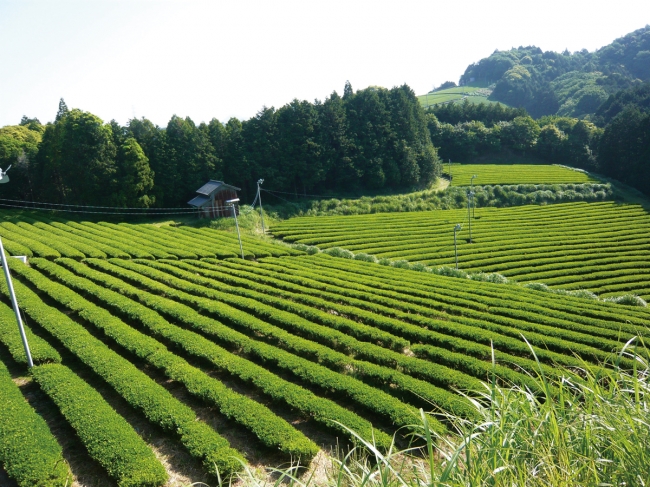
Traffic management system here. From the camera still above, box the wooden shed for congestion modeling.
[187,180,241,218]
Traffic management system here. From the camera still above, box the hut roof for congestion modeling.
[195,180,241,196]
[188,180,241,207]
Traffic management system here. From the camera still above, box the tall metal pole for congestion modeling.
[0,237,33,367]
[454,224,461,269]
[467,190,473,243]
[231,204,244,260]
[257,179,265,234]
[471,174,477,218]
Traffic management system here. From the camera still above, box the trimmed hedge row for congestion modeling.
[306,254,646,339]
[212,259,589,368]
[76,258,441,436]
[150,262,534,390]
[157,226,237,259]
[4,222,84,259]
[93,258,477,420]
[69,221,168,259]
[0,360,71,487]
[27,221,107,258]
[32,364,168,487]
[0,224,60,258]
[182,259,554,391]
[135,261,485,397]
[0,236,33,258]
[272,258,636,364]
[55,221,150,259]
[45,221,131,258]
[84,222,177,260]
[30,258,319,460]
[4,260,242,477]
[103,223,201,259]
[314,254,650,325]
[166,260,408,351]
[58,259,402,446]
[0,299,61,365]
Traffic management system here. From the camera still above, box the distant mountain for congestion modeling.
[459,25,650,118]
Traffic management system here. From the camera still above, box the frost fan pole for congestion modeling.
[0,165,32,367]
[454,224,461,270]
[257,179,265,234]
[227,198,245,260]
[0,237,33,368]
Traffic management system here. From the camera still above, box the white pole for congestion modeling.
[232,204,244,259]
[0,237,33,367]
[467,191,473,243]
[454,224,461,269]
[257,179,265,234]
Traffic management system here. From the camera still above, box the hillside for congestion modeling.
[0,160,649,485]
[454,25,650,118]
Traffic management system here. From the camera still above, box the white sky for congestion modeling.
[1,0,649,128]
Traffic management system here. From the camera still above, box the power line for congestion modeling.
[260,188,344,199]
[0,197,200,211]
[0,202,234,215]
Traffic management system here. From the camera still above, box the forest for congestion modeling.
[461,25,650,118]
[0,84,440,207]
[1,27,649,208]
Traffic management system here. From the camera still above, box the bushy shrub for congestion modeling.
[604,294,648,307]
[324,247,354,259]
[409,262,429,272]
[470,272,509,284]
[306,245,320,255]
[434,266,469,279]
[391,260,412,269]
[524,282,551,292]
[353,253,378,263]
[378,257,392,266]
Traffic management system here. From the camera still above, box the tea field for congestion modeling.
[1,186,649,485]
[272,201,650,301]
[445,164,597,186]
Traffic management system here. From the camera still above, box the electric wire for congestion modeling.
[0,202,237,215]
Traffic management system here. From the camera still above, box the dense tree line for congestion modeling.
[427,99,526,126]
[427,112,600,170]
[461,26,650,118]
[0,84,441,207]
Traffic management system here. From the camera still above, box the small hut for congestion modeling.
[187,180,241,218]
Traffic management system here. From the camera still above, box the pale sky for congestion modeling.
[1,0,649,128]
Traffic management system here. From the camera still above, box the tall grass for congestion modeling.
[223,339,649,487]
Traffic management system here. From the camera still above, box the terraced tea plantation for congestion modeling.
[2,250,648,486]
[0,215,299,260]
[445,164,597,186]
[272,201,650,301]
[1,195,650,486]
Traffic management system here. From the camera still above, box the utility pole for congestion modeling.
[0,238,32,367]
[0,165,33,368]
[467,190,474,243]
[257,179,265,234]
[226,198,245,259]
[470,174,477,218]
[454,224,461,269]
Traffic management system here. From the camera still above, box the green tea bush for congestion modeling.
[32,364,167,487]
[0,361,71,487]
